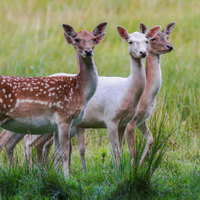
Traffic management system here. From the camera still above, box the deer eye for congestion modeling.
[129,41,133,44]
[150,38,156,41]
[74,38,80,43]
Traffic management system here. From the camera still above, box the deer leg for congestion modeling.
[35,144,43,165]
[58,122,71,178]
[76,127,86,173]
[107,122,120,166]
[54,132,61,172]
[137,122,153,167]
[5,133,24,164]
[34,134,53,165]
[0,130,14,153]
[118,126,126,155]
[24,135,42,168]
[125,121,136,165]
[43,136,54,164]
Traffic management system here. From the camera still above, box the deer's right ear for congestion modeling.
[140,23,148,33]
[145,25,160,39]
[117,26,129,41]
[62,24,76,38]
[64,33,74,45]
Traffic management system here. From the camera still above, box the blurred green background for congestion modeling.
[0,0,199,198]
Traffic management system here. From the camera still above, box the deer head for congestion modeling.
[117,25,160,59]
[140,22,176,54]
[62,22,107,58]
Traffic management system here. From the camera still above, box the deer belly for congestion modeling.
[1,116,57,135]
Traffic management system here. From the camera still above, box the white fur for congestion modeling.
[52,31,148,167]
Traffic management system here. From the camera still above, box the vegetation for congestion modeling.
[0,0,199,199]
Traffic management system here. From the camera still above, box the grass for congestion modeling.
[0,0,200,199]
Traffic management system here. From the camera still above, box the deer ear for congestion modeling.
[145,25,160,39]
[93,22,108,36]
[64,33,74,45]
[117,25,129,41]
[94,33,106,45]
[140,23,148,33]
[162,22,176,35]
[62,24,76,38]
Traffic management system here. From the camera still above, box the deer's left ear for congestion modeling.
[93,22,108,37]
[94,33,106,45]
[162,22,176,35]
[140,23,148,34]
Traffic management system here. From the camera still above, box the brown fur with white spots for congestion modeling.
[0,22,107,177]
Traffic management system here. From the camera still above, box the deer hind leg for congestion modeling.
[58,122,71,178]
[43,136,54,165]
[35,143,43,166]
[137,122,153,167]
[0,130,14,153]
[107,122,121,166]
[5,133,24,164]
[53,131,63,172]
[24,135,42,168]
[125,121,136,165]
[34,134,53,165]
[76,127,86,173]
[118,126,126,155]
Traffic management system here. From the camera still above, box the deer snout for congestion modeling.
[85,50,93,56]
[166,45,173,51]
[139,51,147,58]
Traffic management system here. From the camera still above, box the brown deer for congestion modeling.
[0,22,107,177]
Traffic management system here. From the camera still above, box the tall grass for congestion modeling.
[0,0,200,199]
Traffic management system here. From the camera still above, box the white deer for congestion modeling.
[0,22,107,177]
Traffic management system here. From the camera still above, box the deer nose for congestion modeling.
[139,51,147,58]
[85,50,92,56]
[166,45,173,51]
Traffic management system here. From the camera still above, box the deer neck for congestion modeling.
[126,56,146,107]
[76,53,98,104]
[144,52,161,103]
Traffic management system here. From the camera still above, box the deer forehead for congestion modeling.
[156,32,168,41]
[76,30,95,40]
[129,32,147,43]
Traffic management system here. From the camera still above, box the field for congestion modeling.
[0,0,200,199]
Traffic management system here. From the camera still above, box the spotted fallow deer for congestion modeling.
[0,22,107,177]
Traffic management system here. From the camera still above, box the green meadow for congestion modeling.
[0,0,199,199]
